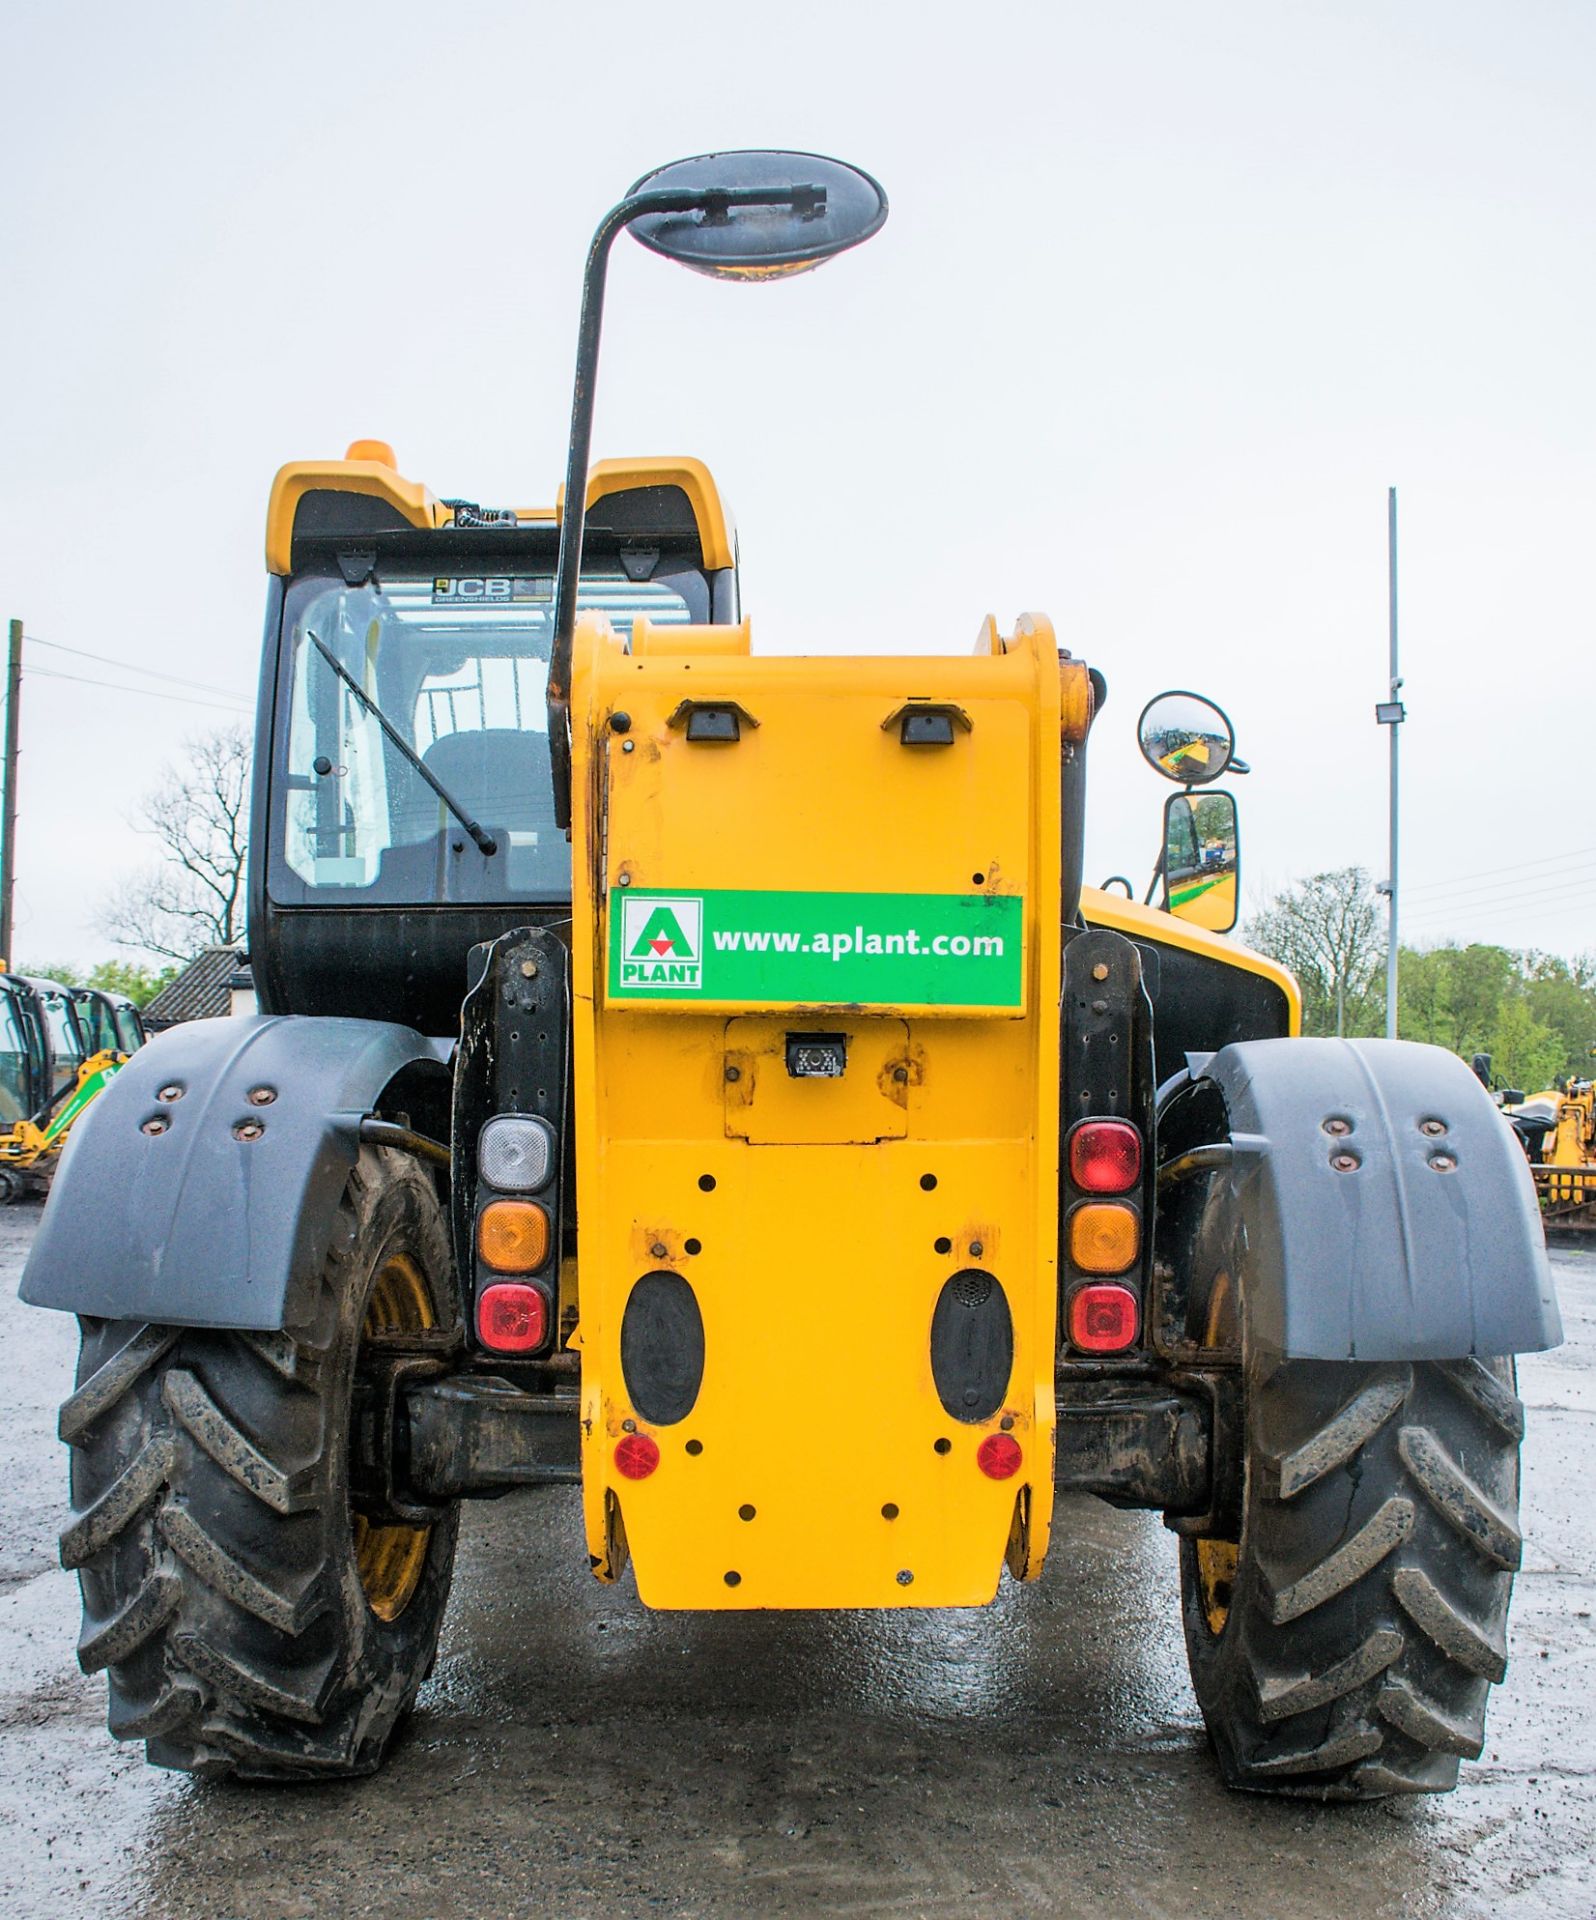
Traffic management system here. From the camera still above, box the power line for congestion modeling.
[1404,885,1596,937]
[1404,843,1596,898]
[26,666,252,716]
[24,634,250,704]
[1404,869,1596,920]
[1400,860,1596,916]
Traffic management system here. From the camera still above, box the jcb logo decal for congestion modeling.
[618,895,703,989]
[432,577,513,600]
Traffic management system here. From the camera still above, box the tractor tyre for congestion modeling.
[59,1146,460,1780]
[1179,1233,1524,1799]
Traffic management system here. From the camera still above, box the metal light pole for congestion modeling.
[0,619,22,968]
[1375,490,1406,1039]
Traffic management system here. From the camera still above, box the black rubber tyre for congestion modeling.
[59,1147,460,1780]
[1181,1272,1524,1798]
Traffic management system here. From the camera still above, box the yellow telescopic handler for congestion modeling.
[25,152,1559,1797]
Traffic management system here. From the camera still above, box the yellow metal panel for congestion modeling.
[265,458,444,575]
[1079,884,1303,1034]
[266,452,733,575]
[633,618,751,657]
[724,1017,908,1143]
[568,612,1065,1609]
[558,456,736,570]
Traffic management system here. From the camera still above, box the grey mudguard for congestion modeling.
[20,1015,442,1331]
[1200,1037,1562,1361]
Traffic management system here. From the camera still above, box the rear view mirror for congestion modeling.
[1162,791,1239,932]
[1138,691,1236,786]
[627,151,888,281]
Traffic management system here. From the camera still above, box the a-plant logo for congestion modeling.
[618,894,703,990]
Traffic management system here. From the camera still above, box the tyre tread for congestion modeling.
[60,1433,174,1569]
[1397,1424,1522,1570]
[161,1367,315,1514]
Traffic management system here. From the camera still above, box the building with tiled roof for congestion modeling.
[141,946,254,1031]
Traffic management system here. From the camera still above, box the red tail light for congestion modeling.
[1069,1283,1140,1353]
[614,1433,660,1479]
[1069,1120,1142,1194]
[477,1281,549,1353]
[977,1433,1022,1480]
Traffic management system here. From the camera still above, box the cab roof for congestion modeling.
[265,446,734,577]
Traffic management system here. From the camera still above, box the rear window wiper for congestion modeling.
[306,629,498,859]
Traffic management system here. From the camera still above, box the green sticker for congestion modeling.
[607,889,1023,1007]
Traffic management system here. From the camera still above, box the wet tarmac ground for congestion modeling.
[2,1206,1591,1920]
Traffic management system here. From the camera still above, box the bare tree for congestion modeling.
[98,726,251,962]
[1244,867,1385,1037]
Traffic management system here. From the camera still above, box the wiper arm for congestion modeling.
[306,630,498,858]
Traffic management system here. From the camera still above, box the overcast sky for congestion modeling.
[1,1,1591,969]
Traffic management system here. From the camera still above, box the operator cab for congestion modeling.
[251,450,739,1032]
[0,976,47,1127]
[24,978,85,1104]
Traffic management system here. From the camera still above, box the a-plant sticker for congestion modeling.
[617,894,704,990]
[607,888,1023,1008]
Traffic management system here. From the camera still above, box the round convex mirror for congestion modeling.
[1137,691,1236,786]
[627,151,888,281]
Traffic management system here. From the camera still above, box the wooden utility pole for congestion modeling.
[0,619,22,968]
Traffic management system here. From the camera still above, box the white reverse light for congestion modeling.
[478,1115,555,1192]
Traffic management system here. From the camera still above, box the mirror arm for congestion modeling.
[545,182,825,832]
[1144,847,1165,908]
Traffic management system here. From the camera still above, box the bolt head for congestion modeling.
[969,1241,984,1258]
[233,1120,264,1142]
[156,1085,183,1103]
[1421,1118,1446,1137]
[1091,963,1109,982]
[1430,1153,1457,1173]
[1323,1117,1352,1136]
[617,872,632,887]
[651,1242,668,1259]
[724,1064,741,1083]
[246,1086,276,1106]
[141,1117,169,1136]
[520,960,538,978]
[1331,1151,1359,1172]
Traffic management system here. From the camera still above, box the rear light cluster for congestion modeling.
[1063,1119,1144,1353]
[474,1116,559,1356]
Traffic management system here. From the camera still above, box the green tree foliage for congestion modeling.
[1248,871,1596,1086]
[84,960,179,1006]
[1242,867,1385,1036]
[13,959,178,1007]
[1522,952,1596,1076]
[1484,997,1565,1096]
[1396,943,1592,1089]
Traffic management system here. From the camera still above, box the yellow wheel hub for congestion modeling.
[1194,1269,1240,1637]
[352,1251,434,1622]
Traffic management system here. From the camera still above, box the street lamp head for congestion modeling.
[626,151,888,281]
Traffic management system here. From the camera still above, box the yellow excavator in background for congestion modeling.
[0,971,146,1203]
[1504,1056,1596,1232]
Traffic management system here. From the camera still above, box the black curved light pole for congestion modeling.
[545,182,826,830]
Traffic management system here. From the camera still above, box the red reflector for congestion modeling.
[476,1281,549,1354]
[1069,1120,1143,1194]
[614,1433,660,1480]
[1069,1283,1140,1353]
[977,1432,1022,1480]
